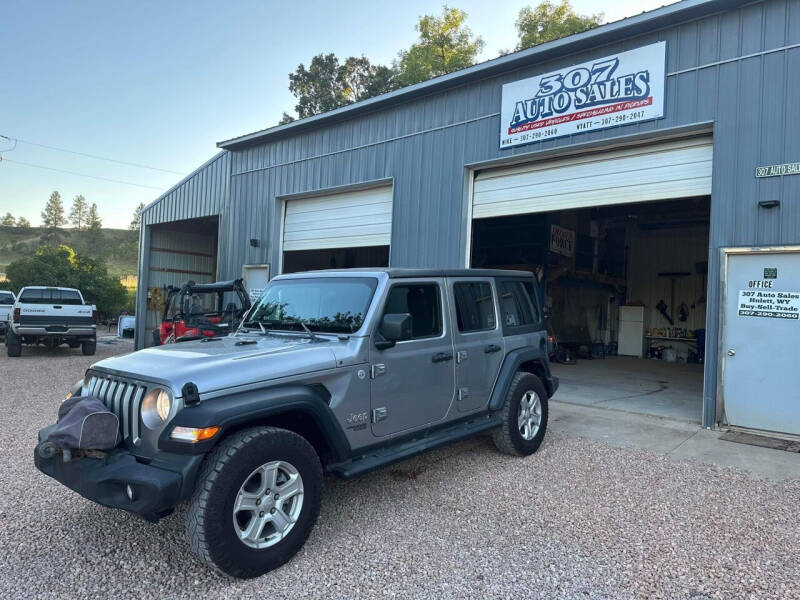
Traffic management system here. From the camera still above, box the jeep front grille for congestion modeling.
[86,374,146,444]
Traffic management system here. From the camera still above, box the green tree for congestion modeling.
[286,53,396,119]
[41,191,66,228]
[1,212,15,227]
[5,244,127,316]
[394,6,484,87]
[16,216,31,228]
[129,202,146,231]
[339,56,396,103]
[69,195,89,229]
[87,203,102,230]
[515,1,603,50]
[288,53,349,118]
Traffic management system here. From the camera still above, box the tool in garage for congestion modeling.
[657,271,690,325]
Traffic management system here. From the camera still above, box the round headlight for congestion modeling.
[141,388,172,429]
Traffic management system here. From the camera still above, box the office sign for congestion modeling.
[549,224,575,257]
[500,41,666,148]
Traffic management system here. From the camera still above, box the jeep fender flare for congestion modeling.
[488,347,558,412]
[158,385,351,462]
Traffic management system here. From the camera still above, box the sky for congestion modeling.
[0,0,676,228]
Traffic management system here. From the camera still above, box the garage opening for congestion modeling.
[470,137,712,422]
[144,216,219,347]
[281,185,392,274]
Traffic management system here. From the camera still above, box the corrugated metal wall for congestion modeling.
[137,0,800,428]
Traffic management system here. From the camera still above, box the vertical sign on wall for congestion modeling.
[500,41,666,149]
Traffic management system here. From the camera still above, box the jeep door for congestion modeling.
[369,278,456,436]
[448,278,504,413]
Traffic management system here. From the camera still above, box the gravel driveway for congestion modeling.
[1,340,798,599]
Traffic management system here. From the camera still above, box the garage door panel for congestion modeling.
[473,138,713,218]
[283,185,393,251]
[473,177,713,218]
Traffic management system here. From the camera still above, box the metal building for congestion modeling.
[137,0,800,437]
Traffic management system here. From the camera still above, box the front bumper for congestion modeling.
[34,426,202,521]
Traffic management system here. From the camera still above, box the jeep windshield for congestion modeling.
[244,277,378,334]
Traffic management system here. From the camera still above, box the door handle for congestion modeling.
[432,352,453,363]
[484,344,502,354]
[727,349,735,357]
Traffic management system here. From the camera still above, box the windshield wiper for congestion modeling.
[282,319,319,342]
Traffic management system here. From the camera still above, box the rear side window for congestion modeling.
[0,292,13,305]
[453,282,495,332]
[383,283,442,339]
[20,289,83,304]
[498,280,540,329]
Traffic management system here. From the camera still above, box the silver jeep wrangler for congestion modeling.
[35,268,558,578]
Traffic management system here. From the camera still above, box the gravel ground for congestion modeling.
[1,340,799,599]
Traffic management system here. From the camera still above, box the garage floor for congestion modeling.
[551,356,704,422]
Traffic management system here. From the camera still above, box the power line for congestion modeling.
[0,157,166,191]
[0,134,187,175]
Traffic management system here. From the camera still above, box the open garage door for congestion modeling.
[470,137,713,424]
[472,137,712,219]
[144,216,218,346]
[281,185,392,273]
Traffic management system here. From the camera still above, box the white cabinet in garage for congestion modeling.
[472,137,713,219]
[282,185,393,252]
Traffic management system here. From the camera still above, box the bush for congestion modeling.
[5,244,129,317]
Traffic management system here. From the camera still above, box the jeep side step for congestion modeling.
[328,415,502,479]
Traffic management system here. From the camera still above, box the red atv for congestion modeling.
[153,279,251,345]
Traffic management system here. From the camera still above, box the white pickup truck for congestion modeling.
[5,286,97,357]
[0,290,15,339]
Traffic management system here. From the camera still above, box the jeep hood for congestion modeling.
[91,335,339,395]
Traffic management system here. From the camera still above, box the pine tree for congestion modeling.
[87,203,102,230]
[41,191,66,228]
[16,216,31,228]
[1,213,15,227]
[129,202,146,230]
[69,195,89,229]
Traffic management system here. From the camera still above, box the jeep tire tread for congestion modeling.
[185,426,323,579]
[492,371,549,456]
[81,340,96,356]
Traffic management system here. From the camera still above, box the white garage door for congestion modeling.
[282,185,393,251]
[472,137,713,219]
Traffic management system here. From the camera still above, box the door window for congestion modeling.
[383,284,442,339]
[453,282,495,332]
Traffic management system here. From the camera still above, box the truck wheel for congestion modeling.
[186,426,323,578]
[492,372,548,456]
[6,339,21,357]
[81,340,96,356]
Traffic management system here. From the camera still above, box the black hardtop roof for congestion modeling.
[280,268,534,279]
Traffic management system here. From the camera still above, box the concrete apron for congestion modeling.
[549,401,800,482]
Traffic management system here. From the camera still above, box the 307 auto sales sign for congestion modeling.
[500,42,666,148]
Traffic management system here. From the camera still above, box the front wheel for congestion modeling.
[81,340,96,356]
[492,372,549,456]
[186,427,322,578]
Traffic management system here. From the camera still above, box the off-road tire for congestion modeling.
[492,371,548,456]
[81,340,96,356]
[186,426,323,579]
[6,331,21,357]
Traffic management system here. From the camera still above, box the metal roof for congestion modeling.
[217,0,745,150]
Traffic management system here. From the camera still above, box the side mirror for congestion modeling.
[375,313,412,350]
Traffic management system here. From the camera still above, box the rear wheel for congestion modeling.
[6,330,21,357]
[186,427,322,578]
[492,372,549,456]
[81,340,96,356]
